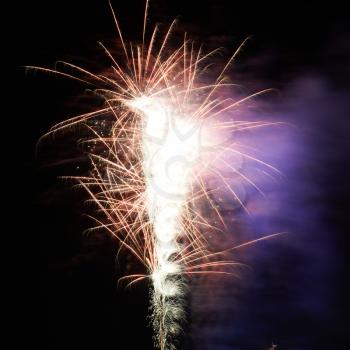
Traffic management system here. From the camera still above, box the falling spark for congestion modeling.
[30,1,284,349]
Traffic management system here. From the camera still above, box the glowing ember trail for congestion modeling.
[30,1,284,349]
[130,96,201,347]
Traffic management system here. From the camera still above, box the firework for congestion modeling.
[30,1,283,349]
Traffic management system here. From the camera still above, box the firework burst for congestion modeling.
[30,1,283,349]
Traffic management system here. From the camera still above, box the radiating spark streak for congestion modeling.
[145,24,159,78]
[222,145,282,175]
[109,1,129,62]
[219,158,266,196]
[184,232,286,268]
[146,19,178,88]
[215,36,252,84]
[32,2,284,349]
[142,0,150,61]
[118,274,148,284]
[187,269,234,274]
[210,167,250,214]
[202,89,276,120]
[55,61,122,89]
[26,67,89,90]
[214,121,284,131]
[197,176,228,229]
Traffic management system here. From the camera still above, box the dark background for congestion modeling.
[8,0,350,349]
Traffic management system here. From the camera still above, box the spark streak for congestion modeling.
[31,2,284,349]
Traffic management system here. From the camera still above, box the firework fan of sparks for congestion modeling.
[29,1,284,349]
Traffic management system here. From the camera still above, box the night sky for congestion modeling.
[9,1,350,349]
